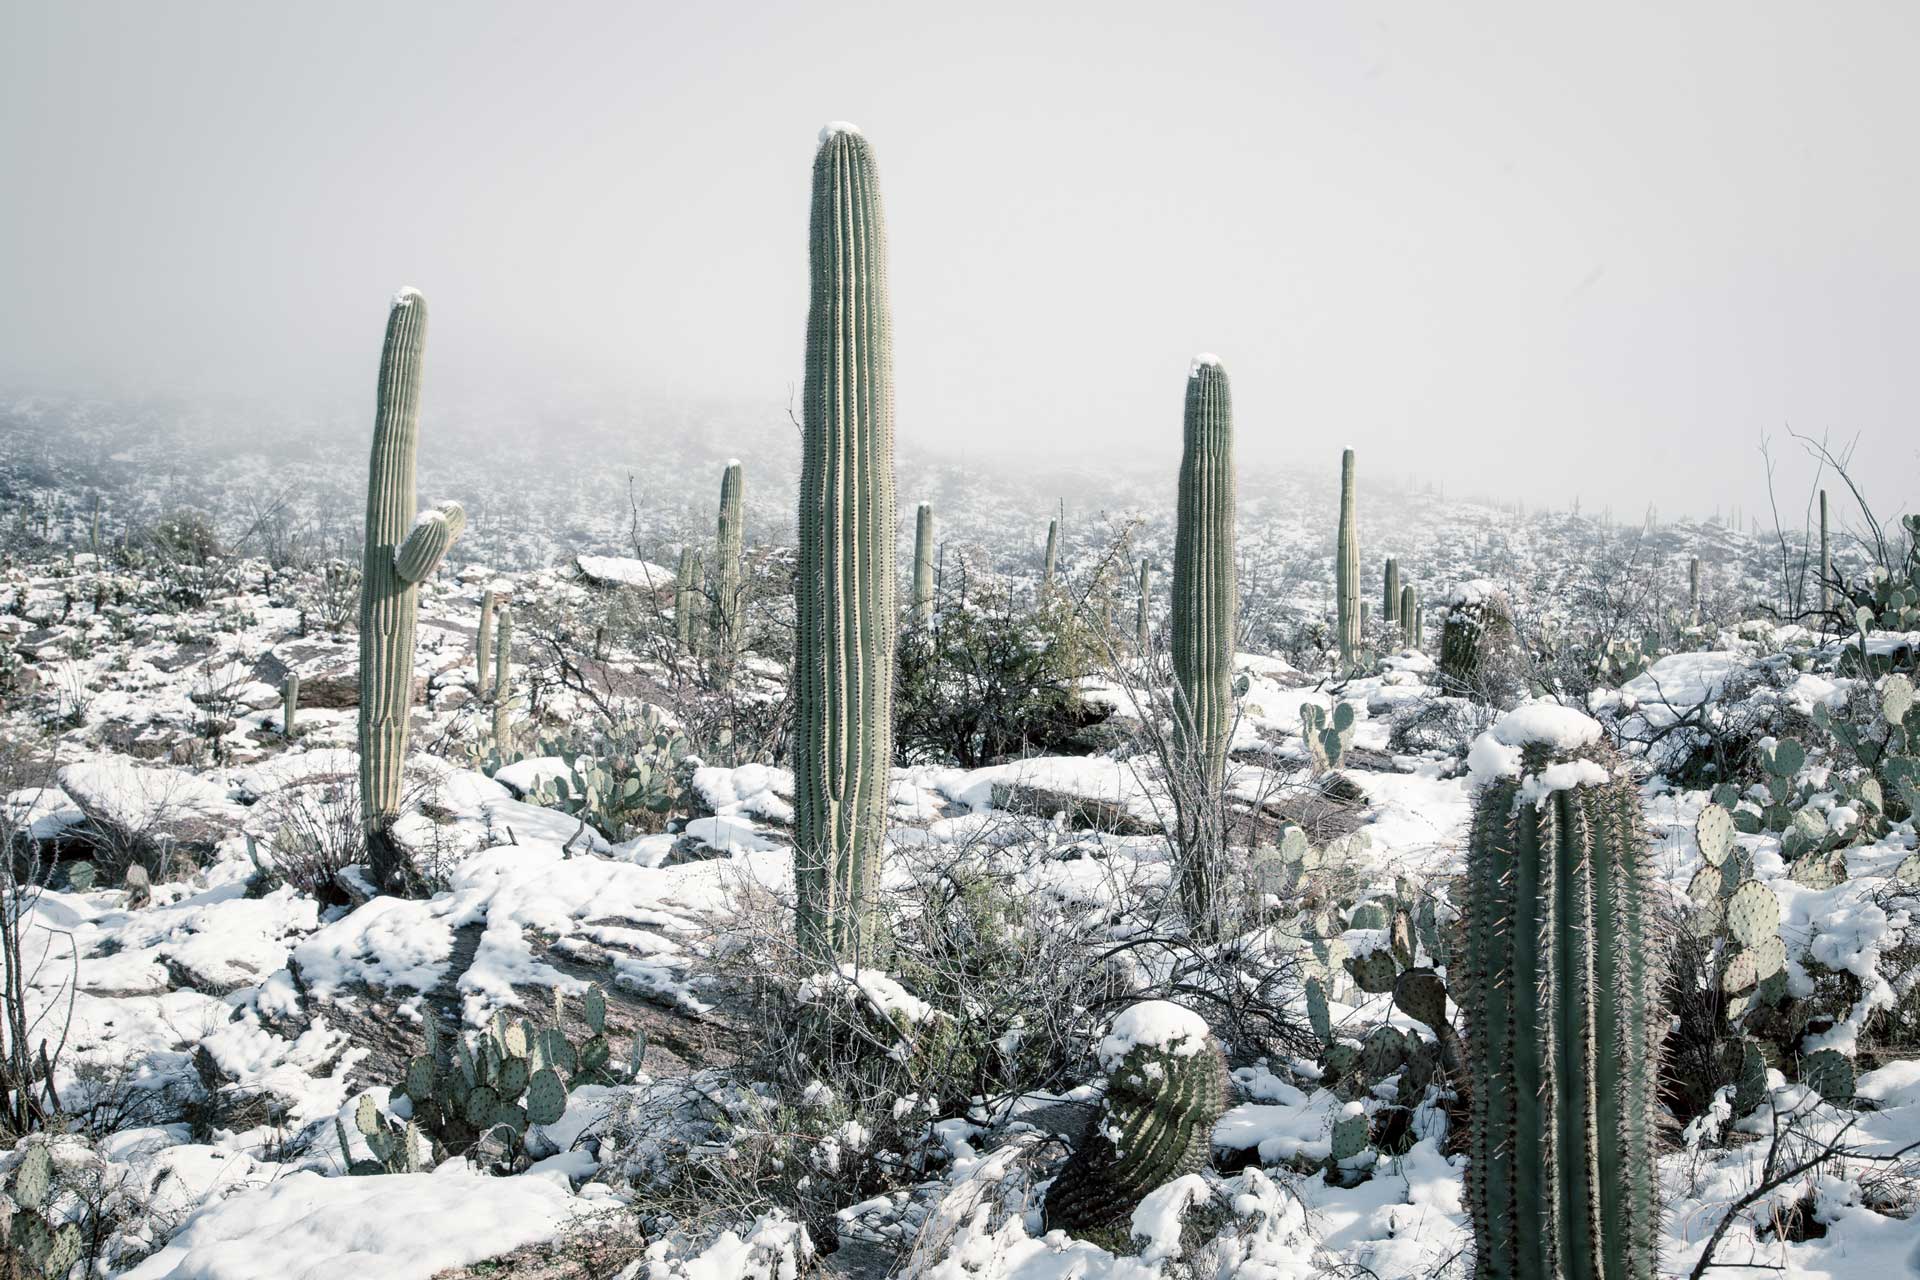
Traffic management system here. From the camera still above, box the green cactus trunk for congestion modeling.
[1819,489,1830,613]
[1461,714,1663,1280]
[713,460,745,673]
[794,123,897,961]
[1042,517,1059,592]
[492,605,513,755]
[1689,556,1701,628]
[911,501,935,627]
[1137,557,1152,655]
[1401,583,1419,648]
[1384,557,1400,624]
[1336,448,1360,669]
[1171,356,1235,925]
[357,288,464,894]
[476,589,497,692]
[283,673,299,738]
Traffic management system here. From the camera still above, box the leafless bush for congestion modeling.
[249,768,363,902]
[1,737,70,1140]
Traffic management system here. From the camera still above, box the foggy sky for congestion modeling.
[3,1,1916,519]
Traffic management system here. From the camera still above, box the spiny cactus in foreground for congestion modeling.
[911,501,935,626]
[1439,580,1519,702]
[1461,705,1663,1280]
[358,288,465,894]
[491,605,514,755]
[282,672,299,738]
[1171,354,1235,922]
[1401,583,1420,648]
[1383,557,1399,624]
[1043,1002,1227,1251]
[475,588,498,690]
[1335,448,1360,669]
[713,459,745,670]
[795,122,897,960]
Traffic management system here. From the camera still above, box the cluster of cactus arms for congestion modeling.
[1042,517,1059,591]
[1335,449,1360,669]
[1301,700,1355,771]
[794,123,897,960]
[282,671,299,737]
[349,986,644,1176]
[674,547,702,654]
[1383,558,1399,623]
[475,588,498,688]
[357,288,465,893]
[911,501,936,626]
[712,460,745,670]
[1043,1004,1227,1251]
[1136,558,1152,654]
[3,1145,84,1277]
[1460,709,1662,1280]
[491,605,514,755]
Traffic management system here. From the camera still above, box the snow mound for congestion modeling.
[574,554,675,589]
[1096,1001,1209,1070]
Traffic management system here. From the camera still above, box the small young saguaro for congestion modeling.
[1383,557,1400,624]
[357,288,465,894]
[911,502,935,626]
[794,122,896,960]
[1400,583,1420,647]
[1819,488,1831,613]
[1335,449,1360,668]
[1042,517,1059,591]
[713,459,745,670]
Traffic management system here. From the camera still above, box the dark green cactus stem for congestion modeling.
[1401,584,1420,648]
[283,672,299,738]
[1336,448,1360,669]
[795,122,897,960]
[675,548,702,655]
[1171,354,1235,924]
[911,501,935,626]
[1137,557,1152,655]
[713,459,745,671]
[1043,1003,1227,1251]
[1461,708,1663,1280]
[1042,517,1059,591]
[1819,489,1831,613]
[358,288,463,894]
[492,605,513,755]
[1689,556,1701,628]
[1384,557,1400,624]
[476,589,497,691]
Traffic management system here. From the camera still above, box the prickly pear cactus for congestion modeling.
[1461,704,1663,1280]
[794,122,897,960]
[5,1143,85,1278]
[1043,1002,1227,1252]
[1302,700,1356,772]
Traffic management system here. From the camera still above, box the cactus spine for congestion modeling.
[1819,488,1831,613]
[1384,557,1400,624]
[1137,557,1152,655]
[475,589,497,691]
[713,460,745,670]
[1336,449,1360,669]
[1042,517,1059,591]
[283,672,299,738]
[1461,708,1663,1280]
[911,502,935,626]
[491,605,513,755]
[358,288,464,893]
[794,122,897,960]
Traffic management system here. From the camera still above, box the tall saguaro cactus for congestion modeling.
[475,589,498,691]
[1042,517,1059,592]
[1335,449,1360,668]
[713,460,745,669]
[491,605,514,755]
[911,502,935,626]
[1401,583,1420,648]
[1819,489,1831,613]
[795,122,897,960]
[1171,355,1235,924]
[1461,706,1663,1280]
[1688,556,1701,628]
[1383,557,1400,624]
[357,288,465,893]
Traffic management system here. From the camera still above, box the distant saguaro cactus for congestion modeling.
[475,589,498,691]
[1042,517,1059,591]
[491,605,513,755]
[1336,449,1360,669]
[283,672,300,738]
[1401,583,1420,648]
[1461,705,1663,1280]
[1819,489,1831,613]
[795,122,897,959]
[1440,580,1519,703]
[674,548,702,655]
[357,288,465,894]
[911,502,935,626]
[713,460,745,671]
[1171,354,1235,924]
[1137,558,1152,655]
[1689,556,1701,628]
[1384,557,1400,624]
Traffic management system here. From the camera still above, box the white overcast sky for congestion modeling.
[3,1,1914,519]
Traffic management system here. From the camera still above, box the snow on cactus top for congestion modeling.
[1189,352,1223,377]
[391,286,422,308]
[1096,1000,1210,1071]
[1448,578,1500,607]
[1468,703,1611,803]
[818,121,862,143]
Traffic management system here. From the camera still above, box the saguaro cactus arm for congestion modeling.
[395,501,466,584]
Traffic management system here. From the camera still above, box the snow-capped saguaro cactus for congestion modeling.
[1171,355,1235,923]
[357,288,465,893]
[795,122,897,960]
[1044,1002,1228,1251]
[1384,557,1400,624]
[713,460,745,669]
[1460,705,1663,1280]
[911,502,935,626]
[1336,449,1360,668]
[475,589,498,691]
